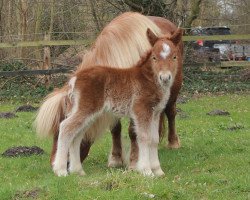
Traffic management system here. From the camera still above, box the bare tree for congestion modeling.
[185,0,203,28]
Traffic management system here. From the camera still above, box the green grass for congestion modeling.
[0,94,249,200]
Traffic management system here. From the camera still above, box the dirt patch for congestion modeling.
[0,112,17,119]
[227,124,244,131]
[15,105,37,112]
[2,146,44,157]
[177,96,189,104]
[14,188,41,200]
[207,110,230,116]
[176,107,189,119]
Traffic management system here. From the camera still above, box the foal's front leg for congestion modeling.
[134,119,153,176]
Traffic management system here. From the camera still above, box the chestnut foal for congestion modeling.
[50,28,182,177]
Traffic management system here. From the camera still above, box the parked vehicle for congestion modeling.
[190,26,232,61]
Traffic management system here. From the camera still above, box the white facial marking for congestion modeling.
[160,43,171,59]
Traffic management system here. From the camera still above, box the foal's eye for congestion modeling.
[152,56,157,61]
[173,56,177,60]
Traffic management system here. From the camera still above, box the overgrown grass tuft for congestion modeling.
[0,94,249,199]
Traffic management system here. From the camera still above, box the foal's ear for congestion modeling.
[170,28,183,45]
[147,28,158,46]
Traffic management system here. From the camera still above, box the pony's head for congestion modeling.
[146,28,183,86]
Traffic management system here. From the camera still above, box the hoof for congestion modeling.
[137,167,154,177]
[167,136,181,149]
[53,168,68,177]
[108,155,124,168]
[128,161,137,170]
[152,167,165,177]
[141,169,154,177]
[70,169,86,176]
[69,167,86,176]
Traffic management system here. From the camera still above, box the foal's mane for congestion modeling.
[134,50,152,68]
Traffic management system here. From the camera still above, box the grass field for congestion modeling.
[0,94,249,200]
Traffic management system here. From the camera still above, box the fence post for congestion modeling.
[43,33,51,86]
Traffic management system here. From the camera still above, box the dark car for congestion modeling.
[190,26,232,61]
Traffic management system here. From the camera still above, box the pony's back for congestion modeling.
[78,12,164,70]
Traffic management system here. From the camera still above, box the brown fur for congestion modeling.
[35,12,183,167]
[50,29,182,176]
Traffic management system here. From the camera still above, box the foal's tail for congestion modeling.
[34,87,68,138]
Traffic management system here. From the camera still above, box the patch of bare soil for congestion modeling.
[14,188,41,200]
[176,107,189,119]
[177,96,189,104]
[15,105,37,112]
[227,124,245,131]
[0,112,17,119]
[2,146,44,157]
[207,110,230,116]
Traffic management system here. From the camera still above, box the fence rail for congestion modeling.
[1,61,249,77]
[0,34,250,48]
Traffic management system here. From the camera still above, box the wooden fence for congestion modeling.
[0,34,249,77]
[0,34,250,48]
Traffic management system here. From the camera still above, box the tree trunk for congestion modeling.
[34,2,43,66]
[89,0,101,33]
[20,0,28,59]
[186,0,203,28]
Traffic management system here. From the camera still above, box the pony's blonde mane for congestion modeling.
[78,12,163,70]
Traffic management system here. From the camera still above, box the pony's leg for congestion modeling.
[50,133,58,166]
[80,139,92,163]
[53,114,85,177]
[165,102,181,149]
[128,120,138,170]
[136,133,153,176]
[149,115,164,177]
[108,120,124,167]
[133,118,153,176]
[69,132,86,176]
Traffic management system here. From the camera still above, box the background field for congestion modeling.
[0,94,249,200]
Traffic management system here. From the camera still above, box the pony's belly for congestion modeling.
[105,99,132,117]
[111,103,131,117]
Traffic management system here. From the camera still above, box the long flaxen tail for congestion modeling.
[34,87,68,138]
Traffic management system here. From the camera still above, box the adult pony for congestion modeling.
[38,28,183,176]
[35,12,183,169]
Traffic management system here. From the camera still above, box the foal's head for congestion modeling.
[146,28,183,86]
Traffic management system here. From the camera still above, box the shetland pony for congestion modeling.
[45,28,182,176]
[35,12,183,169]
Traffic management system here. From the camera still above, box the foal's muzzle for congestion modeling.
[159,71,172,84]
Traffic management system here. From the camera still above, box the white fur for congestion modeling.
[53,89,119,176]
[149,115,164,176]
[160,43,171,59]
[69,133,85,175]
[68,76,76,101]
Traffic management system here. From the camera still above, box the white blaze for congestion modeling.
[160,43,171,59]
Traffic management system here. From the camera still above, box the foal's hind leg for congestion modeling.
[128,120,138,170]
[53,114,86,176]
[108,121,124,167]
[165,102,180,149]
[69,132,86,176]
